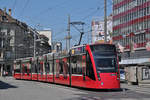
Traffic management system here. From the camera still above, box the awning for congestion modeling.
[119,58,150,65]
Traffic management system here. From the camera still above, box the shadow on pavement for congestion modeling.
[65,88,150,100]
[71,86,129,92]
[0,80,17,89]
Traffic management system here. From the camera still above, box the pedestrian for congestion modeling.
[3,70,6,78]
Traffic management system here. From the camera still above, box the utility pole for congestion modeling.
[70,21,84,46]
[65,15,71,51]
[68,15,71,50]
[66,35,67,51]
[34,31,36,58]
[104,0,107,43]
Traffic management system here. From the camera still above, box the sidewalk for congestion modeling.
[0,76,14,80]
[121,83,150,94]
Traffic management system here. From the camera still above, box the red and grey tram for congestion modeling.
[13,43,120,89]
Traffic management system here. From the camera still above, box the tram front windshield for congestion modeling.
[94,54,117,73]
[90,44,118,73]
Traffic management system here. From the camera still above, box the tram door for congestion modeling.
[82,55,86,81]
[39,62,44,81]
[63,58,69,85]
[37,61,44,81]
[22,64,25,79]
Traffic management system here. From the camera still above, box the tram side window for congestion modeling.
[71,57,77,74]
[37,62,41,73]
[29,63,31,73]
[39,62,43,74]
[71,55,82,74]
[37,63,41,73]
[77,56,82,74]
[15,64,20,73]
[58,60,63,74]
[56,61,59,78]
[82,55,86,75]
[86,53,95,80]
[35,64,37,73]
[22,64,24,74]
[24,65,28,73]
[45,62,50,73]
[54,60,56,74]
[63,59,69,78]
[49,61,53,73]
[22,64,28,74]
[31,63,36,73]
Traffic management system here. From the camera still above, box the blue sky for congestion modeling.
[0,0,112,48]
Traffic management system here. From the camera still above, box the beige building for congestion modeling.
[0,8,50,76]
[91,15,112,43]
[38,30,52,45]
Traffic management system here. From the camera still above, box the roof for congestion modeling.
[0,9,28,30]
[119,58,150,65]
[0,9,16,23]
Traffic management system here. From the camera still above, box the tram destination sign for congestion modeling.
[90,44,116,52]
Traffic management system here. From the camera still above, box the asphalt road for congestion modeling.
[0,77,150,100]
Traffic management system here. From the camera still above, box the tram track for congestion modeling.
[121,83,150,95]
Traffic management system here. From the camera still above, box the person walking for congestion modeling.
[3,70,6,79]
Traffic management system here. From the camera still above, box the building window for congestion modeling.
[2,16,8,22]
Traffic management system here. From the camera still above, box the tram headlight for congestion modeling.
[101,82,104,86]
[97,74,101,81]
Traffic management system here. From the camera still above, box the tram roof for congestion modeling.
[71,44,86,49]
[88,43,115,46]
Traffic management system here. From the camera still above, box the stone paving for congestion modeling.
[0,77,150,100]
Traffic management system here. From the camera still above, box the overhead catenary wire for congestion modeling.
[57,1,112,48]
[55,3,113,46]
[0,0,9,6]
[26,0,105,31]
[53,29,67,39]
[36,0,71,18]
[82,7,102,20]
[20,1,113,47]
[12,0,17,11]
[108,0,113,5]
[81,0,113,21]
[19,0,30,17]
[21,0,71,30]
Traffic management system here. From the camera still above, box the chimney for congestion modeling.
[8,9,11,16]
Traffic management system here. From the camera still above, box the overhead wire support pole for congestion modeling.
[67,15,71,51]
[104,0,107,43]
[70,21,85,46]
[68,15,71,50]
[78,22,84,45]
[34,30,36,58]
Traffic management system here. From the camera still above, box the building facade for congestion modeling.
[36,34,51,55]
[0,8,50,76]
[38,30,52,45]
[91,15,112,43]
[52,42,62,53]
[113,0,150,85]
[113,0,150,62]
